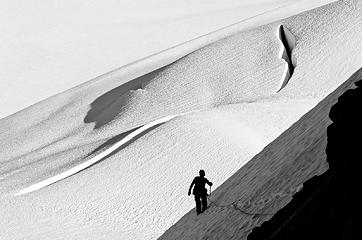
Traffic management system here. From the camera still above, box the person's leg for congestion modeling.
[201,194,208,212]
[194,195,201,215]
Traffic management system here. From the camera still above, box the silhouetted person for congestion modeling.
[188,170,213,215]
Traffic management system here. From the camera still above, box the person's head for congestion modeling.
[199,169,205,177]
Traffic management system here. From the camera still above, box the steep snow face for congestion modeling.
[164,69,362,239]
[248,69,362,240]
[0,0,361,240]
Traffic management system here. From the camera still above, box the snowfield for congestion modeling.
[0,0,361,239]
[0,0,336,119]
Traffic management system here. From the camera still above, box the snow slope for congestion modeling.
[0,0,335,118]
[247,69,362,240]
[160,68,362,240]
[0,0,361,239]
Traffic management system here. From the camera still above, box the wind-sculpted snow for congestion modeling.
[0,0,361,240]
[0,16,289,194]
[83,24,289,132]
[16,114,180,196]
[1,0,336,119]
[277,25,296,92]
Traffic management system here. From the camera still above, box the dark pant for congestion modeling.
[194,194,208,214]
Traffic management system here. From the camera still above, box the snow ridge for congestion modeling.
[16,114,181,196]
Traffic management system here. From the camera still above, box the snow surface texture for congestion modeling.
[0,0,362,239]
[247,69,362,240]
[161,69,362,240]
[0,0,335,118]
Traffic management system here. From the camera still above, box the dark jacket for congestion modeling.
[190,176,212,196]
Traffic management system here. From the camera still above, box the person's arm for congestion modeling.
[206,178,213,187]
[188,178,195,196]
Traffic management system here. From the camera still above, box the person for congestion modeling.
[188,170,213,215]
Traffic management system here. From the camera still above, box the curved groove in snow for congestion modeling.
[277,24,296,92]
[16,114,181,196]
